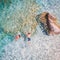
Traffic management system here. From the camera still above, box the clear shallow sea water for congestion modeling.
[0,0,60,60]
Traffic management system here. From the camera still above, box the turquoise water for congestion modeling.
[0,0,23,50]
[0,0,60,60]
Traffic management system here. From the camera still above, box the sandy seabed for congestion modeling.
[0,0,60,60]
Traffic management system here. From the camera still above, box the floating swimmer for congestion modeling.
[37,12,60,35]
[27,33,31,41]
[26,32,31,45]
[15,32,21,40]
[26,32,31,41]
[15,32,31,42]
[15,35,21,40]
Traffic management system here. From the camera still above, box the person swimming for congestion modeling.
[26,33,31,41]
[38,12,60,35]
[15,34,21,40]
[15,32,31,42]
[45,12,60,35]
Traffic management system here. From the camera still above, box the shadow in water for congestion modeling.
[36,15,48,35]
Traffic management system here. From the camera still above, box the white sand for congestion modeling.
[1,25,60,60]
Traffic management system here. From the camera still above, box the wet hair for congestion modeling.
[45,13,51,31]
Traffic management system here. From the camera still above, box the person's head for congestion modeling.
[39,12,49,24]
[47,13,57,23]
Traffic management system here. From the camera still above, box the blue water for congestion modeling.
[0,0,60,60]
